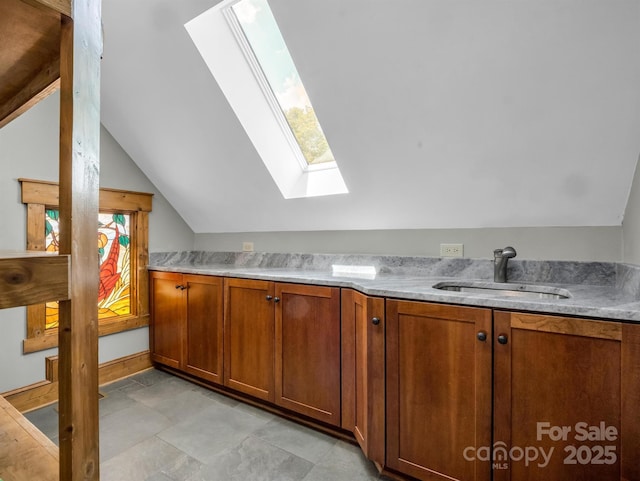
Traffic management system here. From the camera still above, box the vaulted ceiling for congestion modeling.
[100,0,640,233]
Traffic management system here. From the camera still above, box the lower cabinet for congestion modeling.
[386,300,493,481]
[150,272,183,369]
[274,283,341,426]
[150,271,224,384]
[150,272,640,481]
[341,289,386,466]
[384,301,640,481]
[223,278,342,426]
[223,278,275,401]
[493,311,640,481]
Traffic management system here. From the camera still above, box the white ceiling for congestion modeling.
[100,0,640,233]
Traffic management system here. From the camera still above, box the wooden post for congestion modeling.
[57,0,102,479]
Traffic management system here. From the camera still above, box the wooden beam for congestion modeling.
[20,178,154,212]
[0,76,59,130]
[20,0,72,18]
[57,0,102,478]
[0,0,62,128]
[0,252,69,308]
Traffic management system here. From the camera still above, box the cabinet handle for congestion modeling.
[497,334,509,345]
[273,297,281,303]
[372,317,381,326]
[175,285,182,290]
[476,331,487,342]
[266,295,273,301]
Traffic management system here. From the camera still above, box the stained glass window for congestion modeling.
[44,210,132,330]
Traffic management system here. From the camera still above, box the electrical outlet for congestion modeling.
[440,243,464,257]
[242,241,254,252]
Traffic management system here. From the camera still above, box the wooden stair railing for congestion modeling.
[0,0,102,480]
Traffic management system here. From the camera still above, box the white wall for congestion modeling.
[623,156,640,264]
[0,92,195,392]
[195,226,622,262]
[103,0,640,234]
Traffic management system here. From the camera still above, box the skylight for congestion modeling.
[231,0,335,168]
[185,0,348,198]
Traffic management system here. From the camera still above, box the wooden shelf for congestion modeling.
[0,251,69,309]
[0,0,71,129]
[0,395,58,481]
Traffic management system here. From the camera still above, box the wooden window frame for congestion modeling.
[20,178,153,353]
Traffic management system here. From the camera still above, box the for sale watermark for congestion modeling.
[463,421,618,470]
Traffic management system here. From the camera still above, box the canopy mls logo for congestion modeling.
[463,441,553,469]
[463,421,619,470]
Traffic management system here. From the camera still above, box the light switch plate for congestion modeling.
[242,241,254,252]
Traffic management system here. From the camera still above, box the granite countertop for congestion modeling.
[148,251,640,323]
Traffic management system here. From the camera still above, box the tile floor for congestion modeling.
[25,368,388,481]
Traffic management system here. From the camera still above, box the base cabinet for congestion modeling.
[150,272,223,384]
[150,271,640,481]
[182,275,224,384]
[341,289,386,466]
[223,278,275,401]
[386,300,493,481]
[223,278,342,426]
[384,303,640,481]
[275,283,341,426]
[150,272,183,369]
[493,311,640,481]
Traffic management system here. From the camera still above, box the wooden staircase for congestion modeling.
[0,0,101,479]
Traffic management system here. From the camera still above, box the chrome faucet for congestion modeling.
[494,246,516,283]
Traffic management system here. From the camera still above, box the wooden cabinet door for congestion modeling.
[386,300,492,481]
[493,312,640,481]
[341,289,385,465]
[150,271,184,369]
[274,283,341,426]
[183,275,224,385]
[224,278,275,402]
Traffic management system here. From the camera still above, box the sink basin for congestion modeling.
[432,281,571,300]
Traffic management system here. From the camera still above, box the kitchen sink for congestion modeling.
[432,281,571,299]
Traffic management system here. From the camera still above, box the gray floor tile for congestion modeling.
[114,380,147,396]
[133,368,176,386]
[233,401,276,422]
[19,368,382,481]
[145,473,174,481]
[159,453,204,480]
[302,440,381,481]
[100,403,173,462]
[152,389,222,422]
[186,435,313,481]
[192,385,240,408]
[100,436,185,481]
[24,404,59,439]
[100,377,143,393]
[99,389,139,418]
[128,376,198,408]
[157,403,271,464]
[252,418,337,463]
